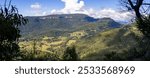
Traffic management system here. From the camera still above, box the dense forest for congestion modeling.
[0,0,150,61]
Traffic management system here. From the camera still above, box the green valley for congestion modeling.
[18,14,150,61]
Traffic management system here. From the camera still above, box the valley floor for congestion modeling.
[19,26,150,61]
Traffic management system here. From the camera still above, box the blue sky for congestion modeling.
[0,0,119,9]
[0,0,134,21]
[0,0,119,14]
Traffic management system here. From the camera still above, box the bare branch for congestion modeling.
[8,0,12,10]
[136,0,144,8]
[143,3,150,5]
[4,0,7,7]
[128,0,135,9]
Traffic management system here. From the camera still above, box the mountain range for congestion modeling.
[20,14,121,39]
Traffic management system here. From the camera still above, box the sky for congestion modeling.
[0,0,135,21]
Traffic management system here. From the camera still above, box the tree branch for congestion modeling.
[143,3,150,5]
[136,0,144,8]
[128,0,135,9]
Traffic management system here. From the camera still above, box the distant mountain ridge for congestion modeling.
[20,14,121,38]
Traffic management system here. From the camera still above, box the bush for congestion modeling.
[0,2,27,60]
[62,46,78,61]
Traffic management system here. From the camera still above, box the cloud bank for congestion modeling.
[88,8,134,21]
[50,0,134,21]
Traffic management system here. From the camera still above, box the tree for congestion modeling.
[62,46,78,61]
[120,0,150,38]
[0,0,27,60]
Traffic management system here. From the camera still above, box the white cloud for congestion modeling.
[51,0,85,14]
[42,11,47,15]
[29,3,49,16]
[61,0,84,13]
[30,3,41,10]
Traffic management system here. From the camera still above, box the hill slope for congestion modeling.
[75,25,147,60]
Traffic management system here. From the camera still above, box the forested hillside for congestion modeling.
[76,25,150,60]
[20,14,121,39]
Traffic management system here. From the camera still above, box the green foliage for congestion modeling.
[0,3,27,60]
[136,15,150,38]
[62,46,78,61]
